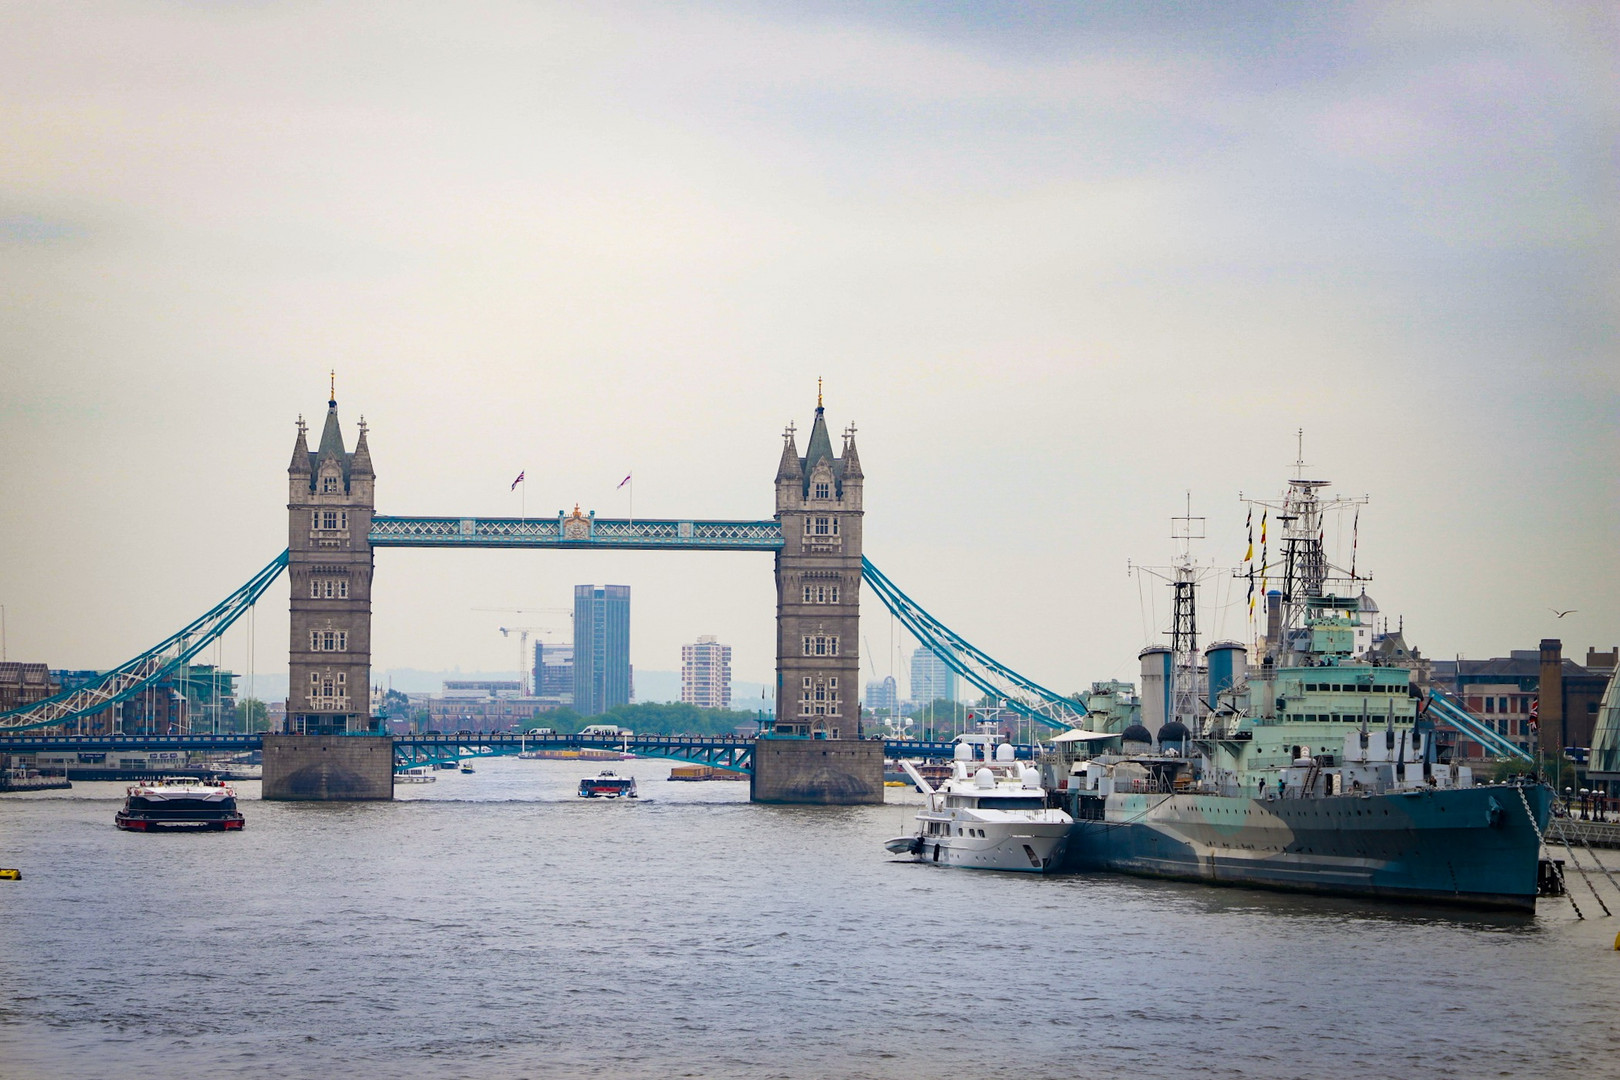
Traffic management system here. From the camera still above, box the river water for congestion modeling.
[3,757,1618,1079]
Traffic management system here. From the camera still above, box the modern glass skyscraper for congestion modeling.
[573,585,631,716]
[909,647,957,706]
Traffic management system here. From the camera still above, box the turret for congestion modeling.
[350,417,375,502]
[287,416,311,501]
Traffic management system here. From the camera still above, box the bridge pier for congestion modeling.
[262,734,395,801]
[749,737,883,805]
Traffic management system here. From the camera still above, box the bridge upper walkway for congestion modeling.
[369,516,785,551]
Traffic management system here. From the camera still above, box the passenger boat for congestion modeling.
[578,770,638,799]
[115,776,244,831]
[885,733,1071,872]
[395,767,436,784]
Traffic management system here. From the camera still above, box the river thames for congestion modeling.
[3,757,1618,1079]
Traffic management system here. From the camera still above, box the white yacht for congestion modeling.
[885,734,1071,873]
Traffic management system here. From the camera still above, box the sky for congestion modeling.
[2,1,1616,704]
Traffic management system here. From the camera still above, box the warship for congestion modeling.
[1058,464,1553,911]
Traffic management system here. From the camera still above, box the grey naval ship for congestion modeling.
[1055,467,1553,911]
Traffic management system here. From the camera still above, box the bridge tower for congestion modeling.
[285,387,375,736]
[772,390,863,737]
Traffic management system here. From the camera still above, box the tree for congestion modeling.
[234,697,269,732]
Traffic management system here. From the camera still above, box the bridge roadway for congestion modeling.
[0,733,1037,773]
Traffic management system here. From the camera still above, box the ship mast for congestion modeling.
[1169,499,1203,734]
[1132,496,1224,736]
[1245,432,1368,665]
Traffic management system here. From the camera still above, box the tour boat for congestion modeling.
[115,776,244,831]
[885,734,1071,872]
[395,767,436,784]
[578,770,638,799]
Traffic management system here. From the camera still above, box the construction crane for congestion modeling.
[498,626,562,696]
[474,607,572,696]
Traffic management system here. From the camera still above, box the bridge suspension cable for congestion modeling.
[859,557,1084,730]
[1424,690,1532,763]
[0,550,290,732]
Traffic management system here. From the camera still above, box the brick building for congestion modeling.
[1430,639,1616,758]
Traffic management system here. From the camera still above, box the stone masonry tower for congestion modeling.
[773,389,863,737]
[286,384,375,735]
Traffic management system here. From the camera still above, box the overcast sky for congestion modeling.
[2,1,1615,701]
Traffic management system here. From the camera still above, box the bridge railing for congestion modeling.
[0,732,1044,771]
[369,517,785,550]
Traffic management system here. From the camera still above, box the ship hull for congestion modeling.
[1063,784,1552,912]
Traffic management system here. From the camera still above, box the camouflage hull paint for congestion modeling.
[1062,784,1553,911]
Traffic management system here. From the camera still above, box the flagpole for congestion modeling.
[629,475,633,526]
[521,475,526,523]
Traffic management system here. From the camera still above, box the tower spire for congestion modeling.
[329,369,336,407]
[817,376,823,411]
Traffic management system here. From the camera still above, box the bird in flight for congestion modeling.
[1550,608,1577,618]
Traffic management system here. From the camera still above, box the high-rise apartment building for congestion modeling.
[910,647,957,706]
[573,585,631,716]
[681,635,733,709]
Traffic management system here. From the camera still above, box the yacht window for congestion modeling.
[975,797,1044,810]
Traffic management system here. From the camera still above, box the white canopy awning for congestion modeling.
[1049,729,1123,744]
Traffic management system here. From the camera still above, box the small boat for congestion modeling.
[395,767,436,784]
[886,734,1070,872]
[578,770,638,799]
[459,762,476,774]
[116,776,244,832]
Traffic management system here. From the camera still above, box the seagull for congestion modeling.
[1550,608,1577,618]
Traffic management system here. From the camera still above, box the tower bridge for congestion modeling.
[1,385,1087,804]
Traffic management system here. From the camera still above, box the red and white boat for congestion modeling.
[116,777,245,831]
[577,770,638,799]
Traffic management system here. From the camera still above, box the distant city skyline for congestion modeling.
[1,4,1614,699]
